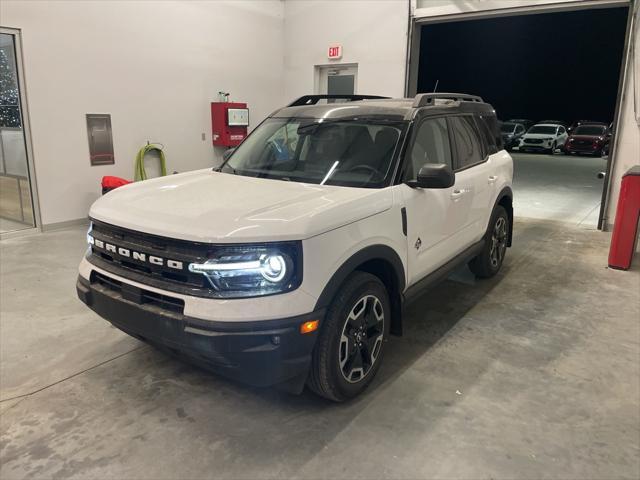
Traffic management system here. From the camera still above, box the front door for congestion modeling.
[399,116,474,286]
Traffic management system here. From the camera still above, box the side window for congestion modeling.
[516,125,524,134]
[403,117,452,181]
[474,115,498,155]
[558,126,566,135]
[449,116,484,169]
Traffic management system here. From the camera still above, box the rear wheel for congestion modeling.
[307,271,390,402]
[469,205,509,278]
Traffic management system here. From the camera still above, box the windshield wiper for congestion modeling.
[214,165,238,175]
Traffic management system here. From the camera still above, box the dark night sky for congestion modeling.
[417,7,628,123]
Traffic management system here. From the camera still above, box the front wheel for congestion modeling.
[469,205,509,278]
[307,271,390,402]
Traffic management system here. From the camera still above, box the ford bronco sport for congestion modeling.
[77,93,513,401]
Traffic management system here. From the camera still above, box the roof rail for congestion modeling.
[412,92,484,108]
[287,94,390,107]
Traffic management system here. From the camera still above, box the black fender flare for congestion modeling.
[313,244,406,311]
[492,186,514,246]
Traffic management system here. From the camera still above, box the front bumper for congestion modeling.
[77,274,323,388]
[565,143,601,154]
[517,141,553,151]
[502,137,519,150]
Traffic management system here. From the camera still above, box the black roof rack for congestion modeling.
[412,92,484,108]
[287,94,390,107]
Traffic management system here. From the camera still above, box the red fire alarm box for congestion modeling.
[211,102,249,147]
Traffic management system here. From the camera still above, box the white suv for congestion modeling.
[77,93,513,401]
[517,123,568,153]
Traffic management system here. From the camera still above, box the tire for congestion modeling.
[307,271,390,402]
[469,205,509,279]
[549,141,557,154]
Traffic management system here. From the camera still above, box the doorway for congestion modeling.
[407,4,630,230]
[0,28,38,235]
[315,64,358,101]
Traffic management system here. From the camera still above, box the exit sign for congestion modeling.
[328,44,342,60]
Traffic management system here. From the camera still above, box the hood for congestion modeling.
[523,133,556,139]
[89,169,392,243]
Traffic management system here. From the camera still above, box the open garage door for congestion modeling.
[407,3,631,230]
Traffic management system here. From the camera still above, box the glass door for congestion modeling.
[0,29,37,234]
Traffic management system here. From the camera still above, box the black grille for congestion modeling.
[88,220,213,295]
[87,219,302,299]
[525,138,544,144]
[91,271,185,314]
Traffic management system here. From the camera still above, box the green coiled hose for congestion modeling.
[134,143,167,181]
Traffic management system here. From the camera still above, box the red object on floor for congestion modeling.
[608,166,640,270]
[101,176,131,194]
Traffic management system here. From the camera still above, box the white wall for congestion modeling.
[0,0,285,226]
[283,0,410,100]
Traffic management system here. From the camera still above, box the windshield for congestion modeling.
[500,123,516,134]
[221,117,405,188]
[528,126,557,135]
[574,125,606,136]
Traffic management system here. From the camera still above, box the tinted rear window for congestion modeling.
[449,116,484,169]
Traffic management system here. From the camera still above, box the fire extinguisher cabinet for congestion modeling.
[608,165,640,270]
[211,102,249,147]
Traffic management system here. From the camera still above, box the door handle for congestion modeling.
[450,189,466,199]
[488,175,498,184]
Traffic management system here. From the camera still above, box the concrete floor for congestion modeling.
[511,152,607,228]
[1,219,638,479]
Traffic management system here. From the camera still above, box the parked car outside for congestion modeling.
[564,123,610,156]
[506,118,535,130]
[539,119,568,127]
[77,92,513,401]
[517,123,568,153]
[500,121,527,151]
[567,119,601,135]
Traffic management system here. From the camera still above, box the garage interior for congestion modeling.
[1,1,639,479]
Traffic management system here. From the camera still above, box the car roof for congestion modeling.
[272,94,495,121]
[273,99,415,121]
[532,123,562,127]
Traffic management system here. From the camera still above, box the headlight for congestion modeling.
[188,243,301,298]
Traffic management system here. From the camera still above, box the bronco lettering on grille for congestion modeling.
[92,239,184,270]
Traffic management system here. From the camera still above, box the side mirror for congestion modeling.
[222,147,236,161]
[406,163,455,189]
